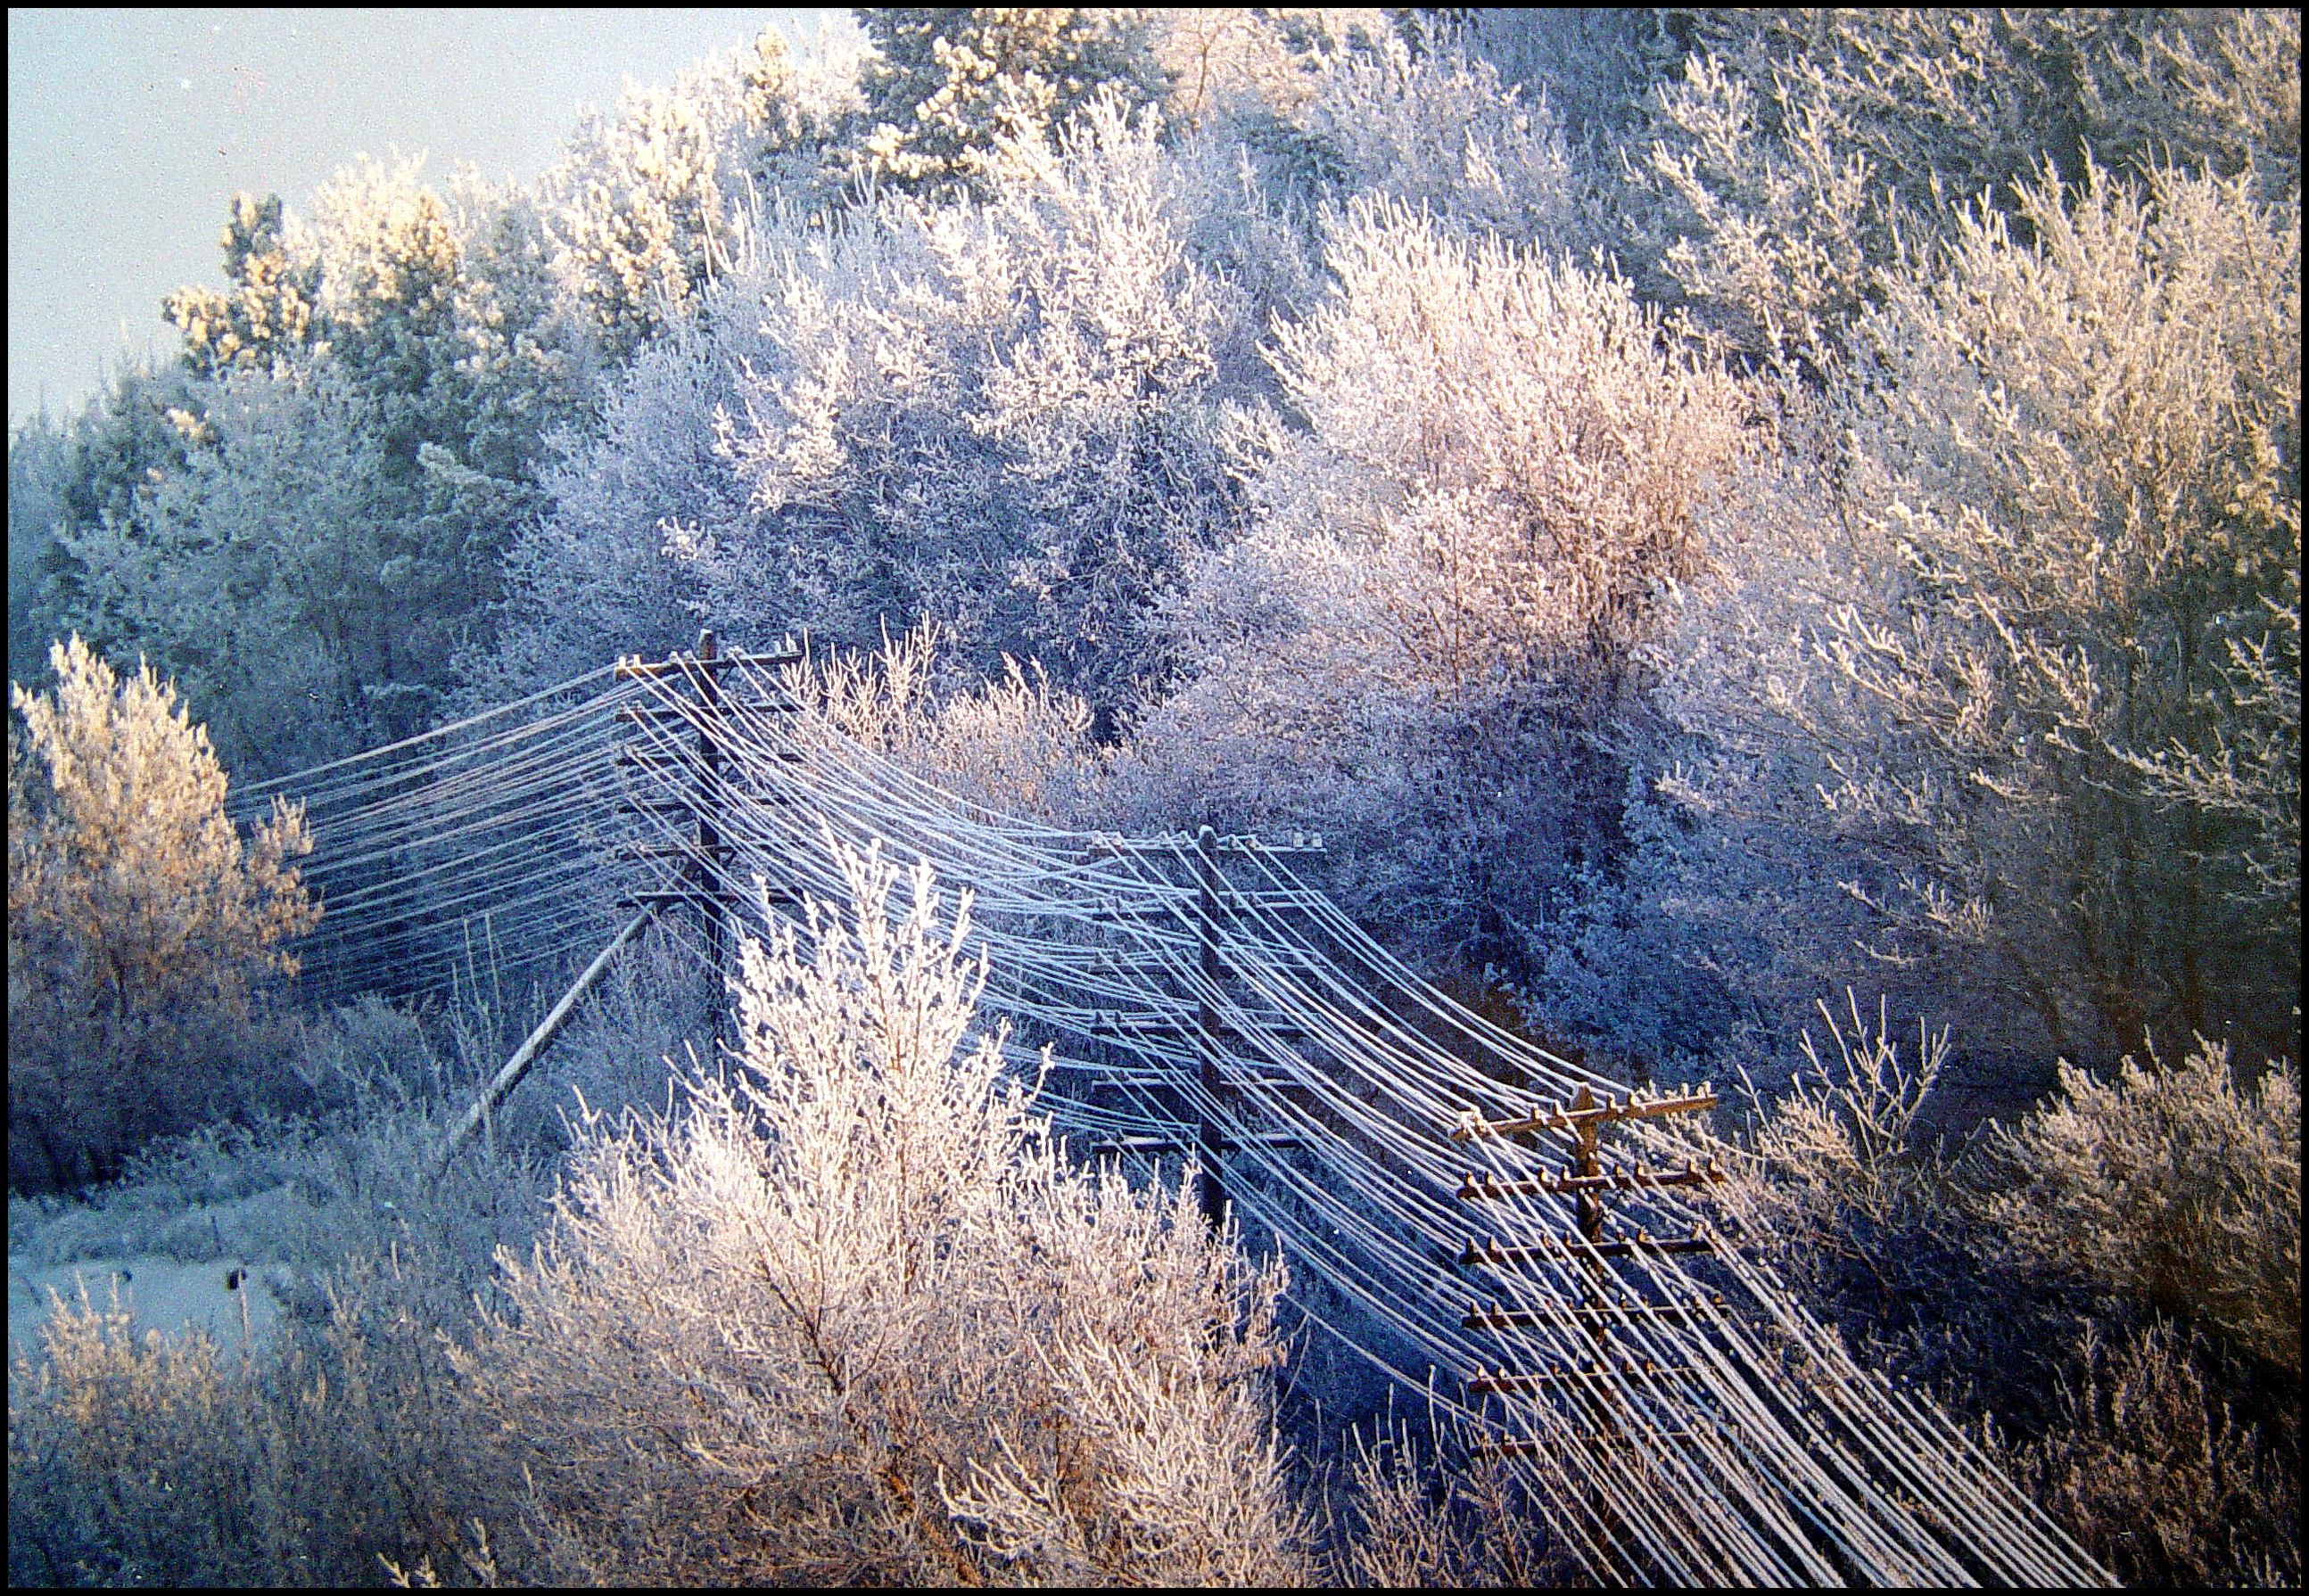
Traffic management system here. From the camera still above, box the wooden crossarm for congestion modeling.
[1452,1086,1717,1141]
[1458,1230,1717,1268]
[614,647,803,679]
[1456,1161,1726,1200]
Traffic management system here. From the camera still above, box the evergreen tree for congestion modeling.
[161,192,320,379]
[548,27,837,363]
[8,636,317,1186]
[853,8,1169,195]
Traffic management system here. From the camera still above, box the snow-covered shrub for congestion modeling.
[454,845,1305,1584]
[1339,1414,1560,1587]
[7,1087,555,1586]
[1620,159,2299,1069]
[1693,1000,2300,1586]
[510,92,1262,715]
[1975,1041,2300,1373]
[9,638,318,1189]
[1136,198,1748,958]
[782,621,1107,824]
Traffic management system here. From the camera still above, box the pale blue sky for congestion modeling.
[8,8,856,425]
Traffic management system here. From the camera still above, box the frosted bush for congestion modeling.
[481,309,758,699]
[1976,1041,2300,1373]
[1138,198,1747,951]
[455,844,1304,1584]
[1684,991,1981,1329]
[1633,159,2300,1066]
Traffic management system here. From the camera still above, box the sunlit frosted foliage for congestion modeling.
[161,193,320,380]
[852,8,1167,197]
[1145,8,1333,132]
[1630,160,2300,1067]
[10,635,316,1012]
[1138,200,1747,951]
[9,638,317,1185]
[702,93,1252,708]
[546,28,843,364]
[456,845,1304,1583]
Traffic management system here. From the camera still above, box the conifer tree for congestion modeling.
[854,8,1168,194]
[8,635,317,1184]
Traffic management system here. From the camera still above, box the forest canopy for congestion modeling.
[9,5,2297,1082]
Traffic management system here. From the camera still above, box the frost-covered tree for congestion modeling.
[455,845,1304,1583]
[66,366,449,770]
[547,28,842,365]
[499,93,1279,712]
[8,415,78,686]
[7,361,217,692]
[852,8,1168,196]
[1135,199,1749,958]
[1622,8,2303,366]
[1618,160,2300,1070]
[8,636,317,1186]
[478,312,741,699]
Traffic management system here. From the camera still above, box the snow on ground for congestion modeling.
[9,1252,286,1370]
[6,1184,322,1372]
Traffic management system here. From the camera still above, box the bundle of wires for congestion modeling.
[235,645,2109,1588]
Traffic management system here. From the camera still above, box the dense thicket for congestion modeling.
[7,10,2298,1582]
[20,6,2291,1072]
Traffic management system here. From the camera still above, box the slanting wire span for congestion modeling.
[232,650,2111,1589]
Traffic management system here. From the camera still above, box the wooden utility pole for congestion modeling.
[1194,823,1227,1228]
[614,629,807,1052]
[1452,1082,1726,1481]
[695,630,728,1052]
